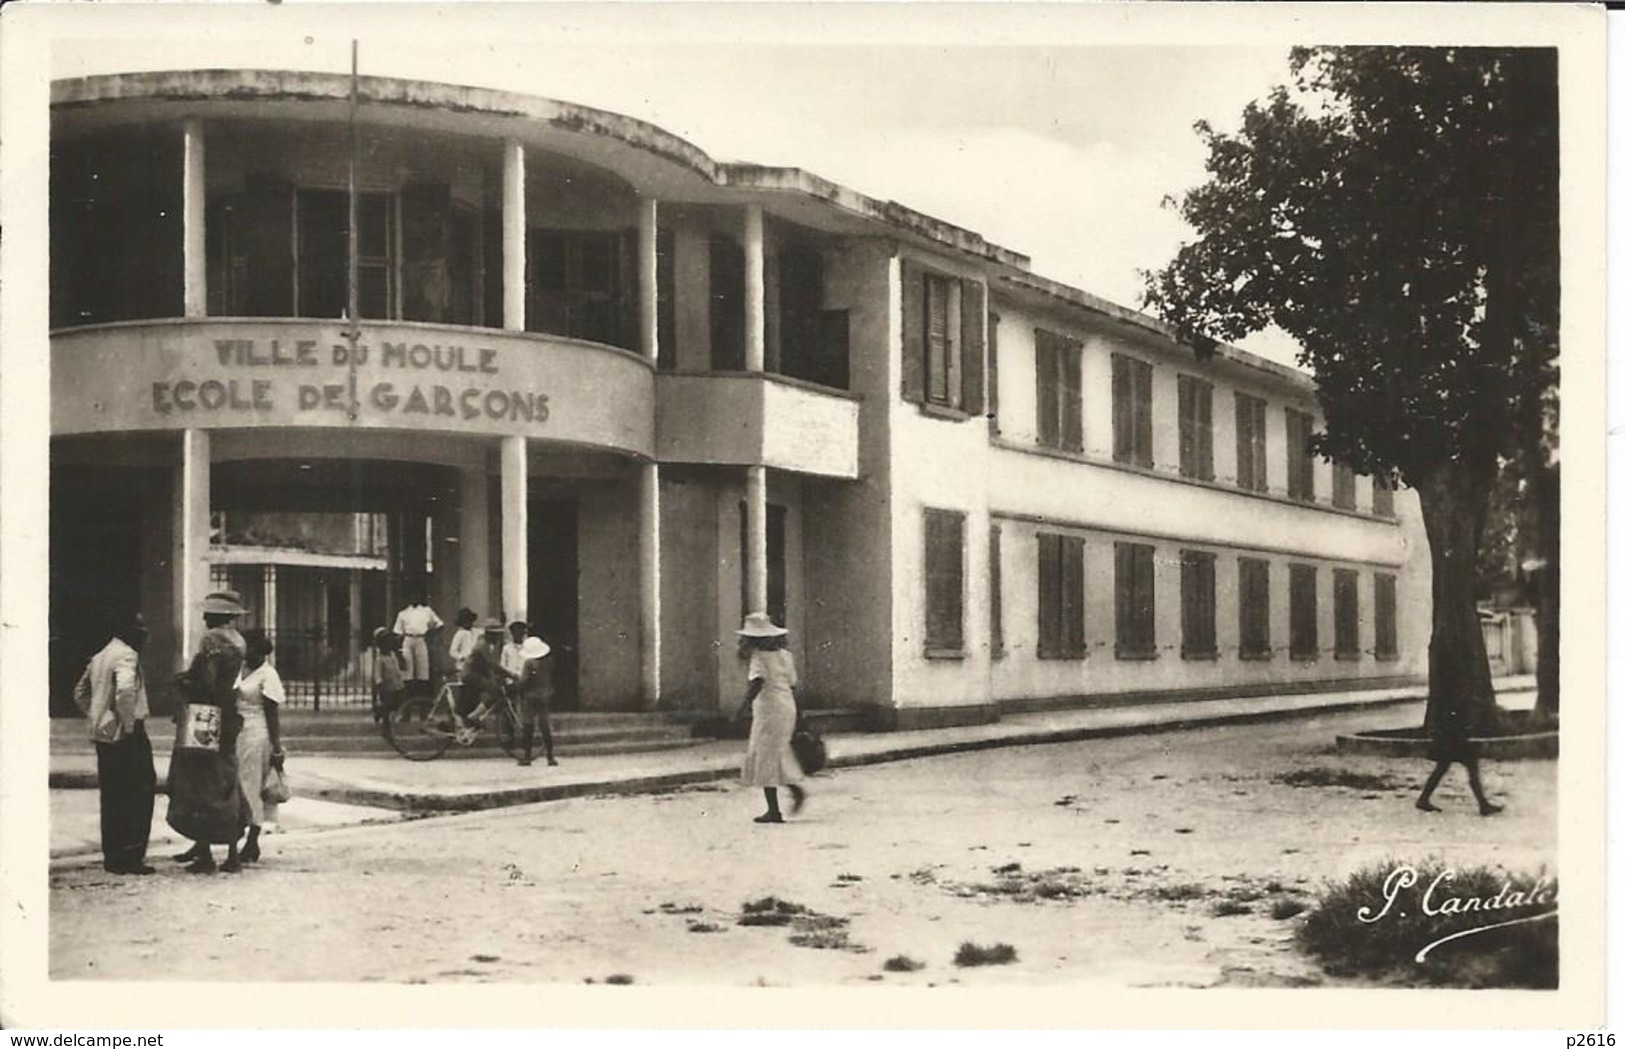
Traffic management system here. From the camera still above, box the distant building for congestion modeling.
[48,70,1429,723]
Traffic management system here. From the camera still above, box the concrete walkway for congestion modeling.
[50,676,1535,865]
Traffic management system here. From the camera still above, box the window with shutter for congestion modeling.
[1373,475,1396,518]
[1112,355,1153,467]
[1115,542,1156,658]
[924,510,965,654]
[925,273,954,406]
[1239,557,1271,658]
[987,312,1002,434]
[1374,573,1399,658]
[1289,563,1318,659]
[989,524,1004,659]
[1180,550,1217,659]
[1334,568,1360,658]
[1235,394,1268,492]
[1333,463,1357,510]
[1286,409,1316,502]
[960,279,986,415]
[1037,532,1086,658]
[1178,375,1214,480]
[1036,330,1083,452]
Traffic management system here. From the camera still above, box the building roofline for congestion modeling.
[52,68,1311,394]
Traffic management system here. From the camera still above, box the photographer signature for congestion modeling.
[1358,864,1557,961]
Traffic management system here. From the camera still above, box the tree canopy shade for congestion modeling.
[1144,47,1559,728]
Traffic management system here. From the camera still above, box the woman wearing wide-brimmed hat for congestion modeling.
[167,590,253,874]
[735,612,806,824]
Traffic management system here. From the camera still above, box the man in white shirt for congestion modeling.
[499,619,529,689]
[72,612,156,875]
[391,590,444,688]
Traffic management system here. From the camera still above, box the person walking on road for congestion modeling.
[392,590,443,693]
[73,611,157,875]
[168,590,252,874]
[735,612,806,824]
[233,629,285,863]
[514,635,558,768]
[1416,703,1504,816]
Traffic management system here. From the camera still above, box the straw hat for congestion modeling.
[736,612,788,638]
[519,636,551,660]
[480,617,506,632]
[201,590,248,616]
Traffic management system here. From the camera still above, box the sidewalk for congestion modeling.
[49,676,1535,864]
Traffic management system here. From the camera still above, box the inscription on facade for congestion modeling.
[149,338,549,424]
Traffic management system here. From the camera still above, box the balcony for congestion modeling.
[656,372,861,479]
[50,318,656,457]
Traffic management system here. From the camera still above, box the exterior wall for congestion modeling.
[800,241,895,712]
[657,471,722,710]
[887,248,997,725]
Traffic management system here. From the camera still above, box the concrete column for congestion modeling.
[639,196,659,362]
[264,565,279,638]
[745,464,768,617]
[459,464,492,618]
[744,203,765,372]
[639,462,661,706]
[500,436,528,624]
[503,139,527,332]
[182,118,207,318]
[172,429,211,665]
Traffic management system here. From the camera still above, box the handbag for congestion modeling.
[262,764,292,804]
[175,702,223,752]
[789,720,828,775]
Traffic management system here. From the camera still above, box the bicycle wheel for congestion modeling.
[496,698,525,759]
[384,690,453,761]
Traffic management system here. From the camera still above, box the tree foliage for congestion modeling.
[1144,47,1559,723]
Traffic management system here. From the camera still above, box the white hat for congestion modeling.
[519,636,552,660]
[201,590,249,616]
[736,612,788,638]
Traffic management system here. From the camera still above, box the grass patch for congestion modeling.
[1270,898,1309,920]
[604,973,634,985]
[1212,899,1253,917]
[1274,768,1401,792]
[1149,882,1208,902]
[739,896,808,924]
[883,955,925,973]
[1298,861,1557,988]
[687,921,724,934]
[954,942,1018,967]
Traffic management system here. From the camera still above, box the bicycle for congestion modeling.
[382,678,526,762]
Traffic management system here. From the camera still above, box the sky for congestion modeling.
[49,7,1306,365]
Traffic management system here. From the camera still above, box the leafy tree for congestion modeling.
[1143,47,1558,731]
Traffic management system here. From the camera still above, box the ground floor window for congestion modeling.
[1239,557,1271,659]
[1114,542,1157,659]
[1289,563,1318,660]
[1180,549,1217,659]
[923,509,965,655]
[1333,568,1360,659]
[1374,573,1399,659]
[1037,532,1086,659]
[989,523,1005,659]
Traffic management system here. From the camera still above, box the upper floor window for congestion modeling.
[1036,330,1083,452]
[924,509,966,656]
[1285,408,1316,503]
[1177,375,1214,481]
[1333,462,1357,511]
[901,262,986,416]
[530,228,638,349]
[1112,354,1154,468]
[1372,475,1396,518]
[1235,393,1268,493]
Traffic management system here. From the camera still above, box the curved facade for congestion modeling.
[49,70,1429,723]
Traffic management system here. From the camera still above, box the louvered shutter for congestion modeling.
[900,260,926,403]
[1062,340,1083,452]
[960,278,986,415]
[1035,332,1058,448]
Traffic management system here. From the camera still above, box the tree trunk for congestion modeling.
[1416,463,1500,735]
[1533,461,1560,717]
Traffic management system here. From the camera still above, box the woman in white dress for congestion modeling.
[233,629,285,864]
[736,612,807,824]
